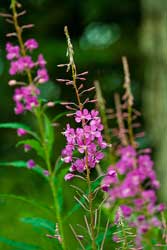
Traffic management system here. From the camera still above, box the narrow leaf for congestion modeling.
[0,122,39,139]
[17,139,45,159]
[0,122,32,131]
[53,158,64,175]
[0,194,52,213]
[52,111,69,122]
[0,161,48,179]
[20,217,55,234]
[0,236,42,250]
[0,161,27,168]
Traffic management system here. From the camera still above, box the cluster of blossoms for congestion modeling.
[13,85,40,114]
[102,145,165,247]
[6,39,49,114]
[61,109,107,180]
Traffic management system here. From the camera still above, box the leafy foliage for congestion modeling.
[0,161,48,179]
[44,115,54,156]
[0,122,32,131]
[0,236,42,250]
[0,194,52,213]
[0,122,38,139]
[17,139,45,160]
[20,217,55,234]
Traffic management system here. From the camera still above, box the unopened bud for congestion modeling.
[8,80,17,86]
[47,102,55,107]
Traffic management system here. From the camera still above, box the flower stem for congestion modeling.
[10,2,67,249]
[64,26,97,250]
[35,108,67,250]
[122,56,135,147]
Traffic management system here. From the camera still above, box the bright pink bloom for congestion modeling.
[17,128,27,136]
[9,56,34,75]
[6,42,20,60]
[37,54,46,67]
[62,109,107,179]
[37,68,49,83]
[27,159,35,169]
[75,109,91,123]
[13,85,40,114]
[64,173,75,181]
[24,144,31,152]
[25,39,38,51]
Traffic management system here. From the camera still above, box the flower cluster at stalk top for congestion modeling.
[6,39,49,114]
[62,109,107,180]
[102,145,165,246]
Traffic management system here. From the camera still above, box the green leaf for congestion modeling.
[91,175,104,192]
[0,161,27,168]
[0,161,48,179]
[0,122,39,139]
[44,115,54,156]
[53,158,64,175]
[0,194,52,213]
[63,195,85,222]
[20,217,62,250]
[20,217,55,234]
[52,111,69,122]
[0,236,42,250]
[0,122,32,131]
[17,139,45,159]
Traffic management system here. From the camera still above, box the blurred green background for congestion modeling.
[0,0,167,249]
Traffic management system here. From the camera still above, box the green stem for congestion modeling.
[34,108,67,250]
[86,166,96,250]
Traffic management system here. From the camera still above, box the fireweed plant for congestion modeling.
[0,1,67,250]
[59,26,112,250]
[0,1,166,250]
[97,58,166,249]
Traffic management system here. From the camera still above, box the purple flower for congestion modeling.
[101,169,117,192]
[75,109,91,123]
[43,170,49,176]
[138,155,153,169]
[62,109,106,177]
[6,42,20,60]
[120,205,133,217]
[9,56,34,75]
[24,144,31,152]
[64,173,75,181]
[37,68,49,83]
[25,39,38,51]
[91,110,99,119]
[156,203,165,212]
[142,190,157,203]
[13,85,40,114]
[27,159,36,169]
[63,124,76,145]
[17,128,27,136]
[37,54,46,67]
[137,215,145,222]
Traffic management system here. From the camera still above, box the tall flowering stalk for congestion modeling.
[101,57,165,248]
[60,26,108,250]
[2,1,67,249]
